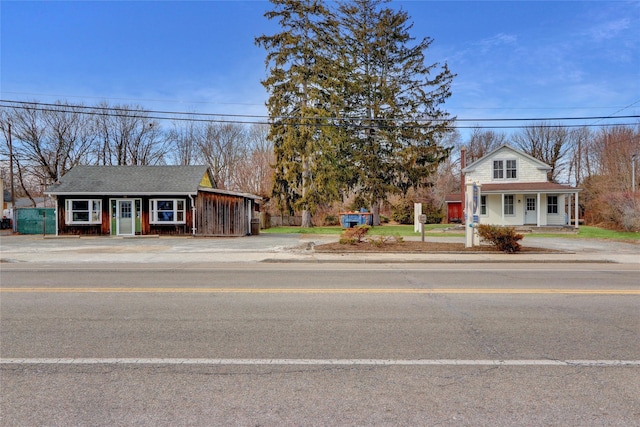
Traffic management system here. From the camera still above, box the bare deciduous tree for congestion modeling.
[94,103,165,166]
[232,124,274,197]
[512,122,569,183]
[589,125,639,191]
[165,119,201,166]
[579,124,640,230]
[463,127,506,163]
[197,121,247,189]
[1,101,95,203]
[566,126,592,186]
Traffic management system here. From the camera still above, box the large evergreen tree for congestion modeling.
[337,0,455,224]
[256,0,342,227]
[257,0,455,226]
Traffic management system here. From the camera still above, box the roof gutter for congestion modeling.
[44,191,199,196]
[188,194,196,236]
[480,189,582,194]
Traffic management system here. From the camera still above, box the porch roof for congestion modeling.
[480,182,581,194]
[444,193,462,203]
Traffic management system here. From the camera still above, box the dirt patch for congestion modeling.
[314,241,560,253]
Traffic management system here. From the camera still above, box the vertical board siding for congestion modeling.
[56,196,108,235]
[196,192,248,236]
[55,192,252,236]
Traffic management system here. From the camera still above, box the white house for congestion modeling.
[461,145,581,228]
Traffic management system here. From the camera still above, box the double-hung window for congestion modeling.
[547,195,558,214]
[493,160,504,179]
[480,195,487,215]
[493,159,517,179]
[150,199,186,224]
[66,199,102,224]
[504,195,515,215]
[506,160,517,178]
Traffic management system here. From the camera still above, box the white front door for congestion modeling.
[117,200,134,235]
[524,197,536,225]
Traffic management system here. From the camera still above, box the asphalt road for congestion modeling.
[1,264,639,426]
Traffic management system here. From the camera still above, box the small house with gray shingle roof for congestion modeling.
[45,165,261,236]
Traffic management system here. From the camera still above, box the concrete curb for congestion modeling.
[262,257,614,264]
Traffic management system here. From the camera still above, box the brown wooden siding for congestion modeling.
[56,195,195,236]
[56,196,109,235]
[196,192,249,236]
[55,192,253,236]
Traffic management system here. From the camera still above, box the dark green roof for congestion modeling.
[45,165,213,195]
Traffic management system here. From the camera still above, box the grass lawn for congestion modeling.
[262,224,639,241]
[575,226,639,241]
[261,223,458,237]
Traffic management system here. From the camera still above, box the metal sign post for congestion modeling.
[418,214,427,242]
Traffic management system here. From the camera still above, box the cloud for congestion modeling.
[586,18,632,41]
[443,32,518,66]
[476,33,518,54]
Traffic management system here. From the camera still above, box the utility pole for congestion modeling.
[8,123,15,208]
[633,153,637,193]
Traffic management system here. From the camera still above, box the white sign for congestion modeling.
[465,182,481,248]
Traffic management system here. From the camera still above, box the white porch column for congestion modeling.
[574,192,579,229]
[501,193,505,226]
[567,193,572,226]
[536,192,541,227]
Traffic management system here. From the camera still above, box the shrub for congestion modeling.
[323,214,340,226]
[476,224,523,253]
[391,198,444,225]
[391,198,414,224]
[602,192,640,232]
[339,225,370,245]
[424,208,445,224]
[366,235,404,247]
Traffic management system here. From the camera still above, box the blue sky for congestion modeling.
[1,1,639,137]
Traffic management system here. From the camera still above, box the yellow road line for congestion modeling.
[1,287,639,295]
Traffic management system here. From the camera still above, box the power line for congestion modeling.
[3,99,639,122]
[3,91,635,112]
[1,99,638,130]
[0,100,267,120]
[591,99,640,126]
[0,91,265,108]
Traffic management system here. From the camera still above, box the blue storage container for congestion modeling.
[339,211,373,228]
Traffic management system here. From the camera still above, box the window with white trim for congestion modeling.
[66,199,102,224]
[150,199,186,224]
[493,159,517,180]
[506,159,517,178]
[493,160,503,179]
[547,195,558,214]
[480,195,487,215]
[504,195,515,215]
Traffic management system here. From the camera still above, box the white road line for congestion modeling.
[1,358,639,367]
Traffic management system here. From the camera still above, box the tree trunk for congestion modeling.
[372,200,381,226]
[301,209,313,228]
